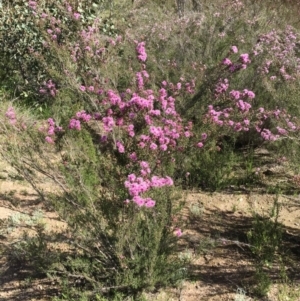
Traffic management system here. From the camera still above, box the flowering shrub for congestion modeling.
[0,2,194,297]
[2,0,300,299]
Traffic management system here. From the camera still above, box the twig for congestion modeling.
[218,238,252,251]
[282,195,300,203]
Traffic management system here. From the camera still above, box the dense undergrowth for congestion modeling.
[1,0,300,299]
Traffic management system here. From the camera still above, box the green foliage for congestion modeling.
[5,211,52,274]
[247,196,283,296]
[0,0,117,106]
[188,141,238,190]
[253,267,272,297]
[247,196,282,264]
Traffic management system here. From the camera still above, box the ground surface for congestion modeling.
[0,160,300,301]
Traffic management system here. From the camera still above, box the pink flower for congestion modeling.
[5,107,16,121]
[136,72,144,89]
[174,228,183,237]
[139,142,146,149]
[28,1,37,9]
[48,118,55,126]
[45,136,54,144]
[129,152,137,161]
[145,198,156,208]
[133,196,145,207]
[140,161,150,169]
[160,144,168,151]
[79,85,86,92]
[240,53,251,64]
[228,120,235,127]
[48,126,55,135]
[69,118,81,130]
[102,117,115,131]
[164,176,174,186]
[231,46,238,53]
[136,42,147,62]
[222,58,232,66]
[277,127,287,135]
[244,90,255,99]
[127,174,136,182]
[197,142,203,148]
[229,90,241,100]
[243,119,250,126]
[201,133,207,140]
[150,143,158,150]
[116,141,125,153]
[184,131,191,137]
[73,12,81,20]
[234,122,242,132]
[129,131,135,137]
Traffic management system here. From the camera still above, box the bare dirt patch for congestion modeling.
[146,192,300,301]
[0,163,67,301]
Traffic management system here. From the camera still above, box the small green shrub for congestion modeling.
[247,196,283,296]
[5,211,51,274]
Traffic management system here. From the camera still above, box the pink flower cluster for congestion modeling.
[229,89,255,100]
[130,196,156,208]
[39,80,58,97]
[28,0,37,10]
[39,37,190,208]
[254,26,300,81]
[231,45,238,53]
[136,70,149,90]
[260,128,279,141]
[116,141,125,153]
[209,74,299,141]
[76,110,92,122]
[174,228,183,237]
[5,107,16,125]
[136,42,147,62]
[215,78,229,96]
[73,12,81,20]
[45,118,62,144]
[196,132,207,148]
[255,109,298,140]
[222,46,251,71]
[240,53,251,64]
[69,110,91,131]
[124,172,173,207]
[69,119,81,130]
[95,82,186,155]
[208,86,255,132]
